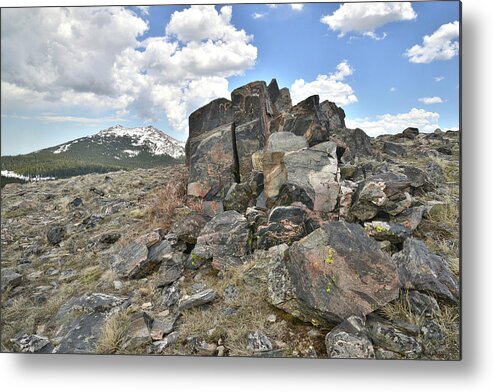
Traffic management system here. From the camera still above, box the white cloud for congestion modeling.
[321,2,416,38]
[390,87,397,92]
[435,76,445,82]
[1,6,258,134]
[136,6,149,16]
[346,108,440,136]
[290,4,304,11]
[290,61,358,106]
[405,21,459,63]
[37,114,127,125]
[418,96,444,105]
[252,12,266,20]
[267,4,278,9]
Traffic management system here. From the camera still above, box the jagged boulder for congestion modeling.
[192,210,251,270]
[187,81,275,200]
[271,95,330,146]
[268,221,400,326]
[256,205,317,250]
[267,79,292,113]
[331,127,373,163]
[320,100,346,131]
[393,238,459,302]
[169,207,209,245]
[350,172,413,221]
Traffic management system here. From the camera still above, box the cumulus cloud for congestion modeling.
[252,12,266,20]
[435,76,445,82]
[290,4,304,11]
[418,96,444,105]
[1,6,258,133]
[321,2,416,38]
[136,6,149,15]
[346,108,440,136]
[290,61,358,106]
[405,21,459,63]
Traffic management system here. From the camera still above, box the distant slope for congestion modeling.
[1,125,185,181]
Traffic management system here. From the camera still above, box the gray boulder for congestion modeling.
[393,238,459,302]
[193,210,251,270]
[367,317,422,358]
[169,207,208,245]
[325,316,375,359]
[351,172,413,221]
[263,144,339,212]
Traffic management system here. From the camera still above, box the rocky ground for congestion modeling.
[1,79,460,359]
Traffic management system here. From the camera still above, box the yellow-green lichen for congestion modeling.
[324,246,335,264]
[374,225,390,233]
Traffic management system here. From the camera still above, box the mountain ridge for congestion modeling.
[1,125,185,185]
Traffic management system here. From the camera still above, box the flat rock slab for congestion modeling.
[268,221,399,325]
[178,289,217,311]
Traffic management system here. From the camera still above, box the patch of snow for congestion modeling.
[1,170,55,182]
[53,143,72,154]
[122,150,140,157]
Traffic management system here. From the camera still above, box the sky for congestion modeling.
[0,1,460,156]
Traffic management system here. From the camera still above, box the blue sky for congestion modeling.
[1,1,460,156]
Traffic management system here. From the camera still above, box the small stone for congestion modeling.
[267,314,277,323]
[68,197,83,208]
[47,225,66,245]
[113,280,123,290]
[325,316,375,359]
[217,345,226,356]
[247,330,273,353]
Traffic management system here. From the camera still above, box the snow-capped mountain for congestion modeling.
[53,125,185,159]
[1,125,185,182]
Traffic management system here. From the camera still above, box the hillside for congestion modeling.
[1,79,460,359]
[1,125,185,185]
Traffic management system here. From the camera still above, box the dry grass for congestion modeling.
[380,293,424,328]
[143,171,202,233]
[1,283,77,350]
[95,310,131,354]
[380,293,460,360]
[432,303,460,360]
[165,267,289,356]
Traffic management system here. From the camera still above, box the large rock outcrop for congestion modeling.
[185,79,347,203]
